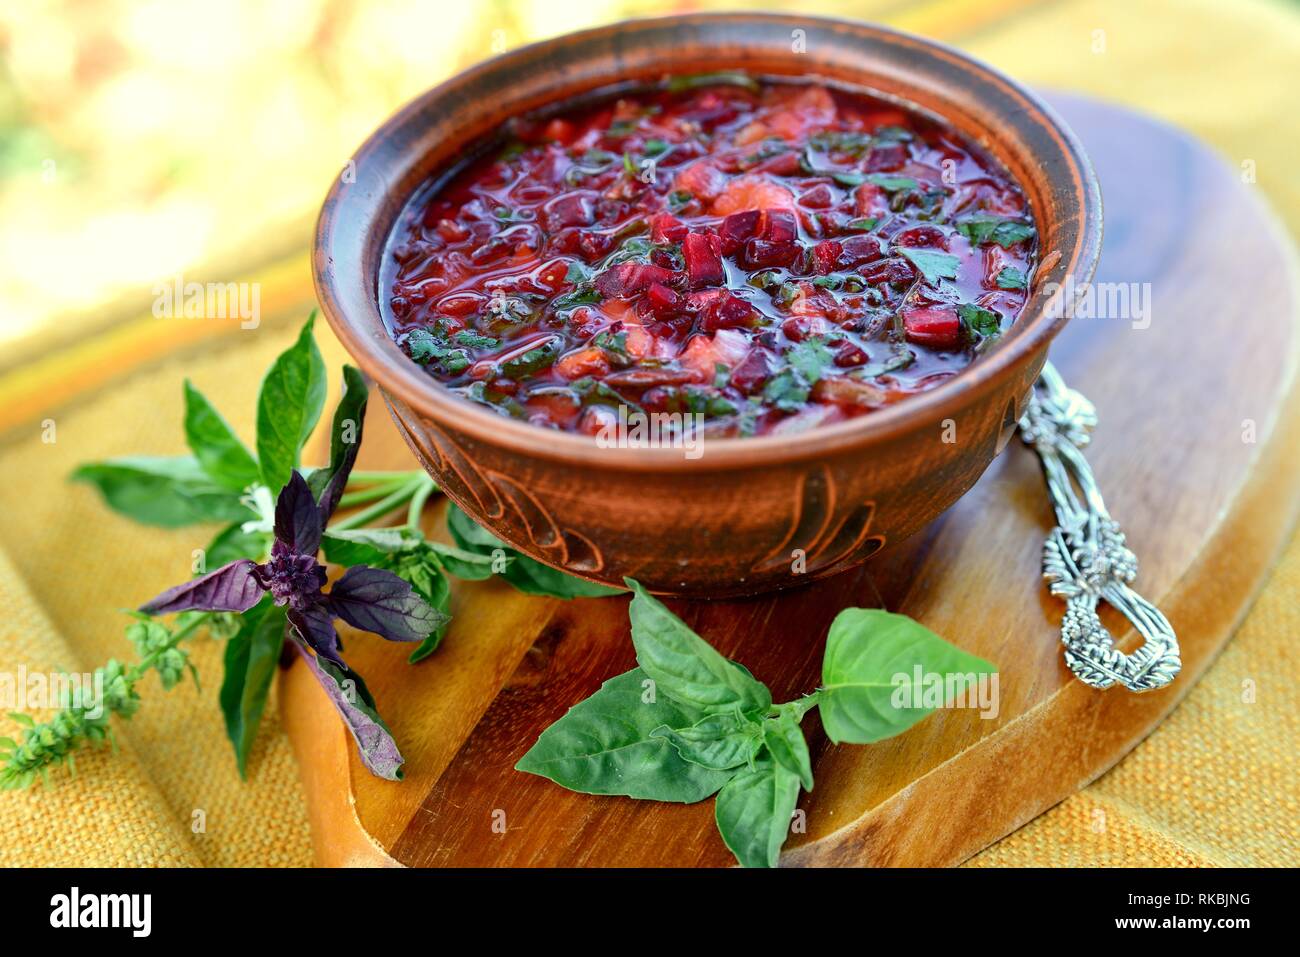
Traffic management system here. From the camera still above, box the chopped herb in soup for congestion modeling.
[381,75,1037,437]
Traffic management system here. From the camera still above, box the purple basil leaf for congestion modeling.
[311,365,368,524]
[140,559,264,614]
[274,470,322,556]
[328,565,447,643]
[288,635,404,780]
[287,601,342,663]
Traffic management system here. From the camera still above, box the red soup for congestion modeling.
[381,73,1037,437]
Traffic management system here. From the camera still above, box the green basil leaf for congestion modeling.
[955,215,1036,248]
[897,248,959,286]
[651,712,762,771]
[401,559,452,663]
[306,364,368,513]
[516,667,733,802]
[995,266,1027,290]
[72,456,250,528]
[762,710,814,791]
[714,756,801,868]
[183,380,260,491]
[219,598,286,777]
[446,504,620,597]
[505,557,623,598]
[205,522,271,567]
[625,578,772,716]
[819,608,996,744]
[428,541,500,580]
[958,303,1002,340]
[256,313,327,494]
[446,502,505,551]
[322,527,423,567]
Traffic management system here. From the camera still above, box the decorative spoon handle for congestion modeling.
[1019,361,1181,692]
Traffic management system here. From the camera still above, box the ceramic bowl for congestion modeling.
[313,13,1102,597]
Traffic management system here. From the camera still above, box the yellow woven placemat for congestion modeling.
[1,0,1297,866]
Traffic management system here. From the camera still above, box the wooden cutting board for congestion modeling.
[281,94,1300,867]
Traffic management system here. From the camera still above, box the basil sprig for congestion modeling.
[518,580,995,867]
[446,503,623,599]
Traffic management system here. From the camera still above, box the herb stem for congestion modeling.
[406,474,438,528]
[338,476,411,508]
[331,477,423,531]
[346,469,424,485]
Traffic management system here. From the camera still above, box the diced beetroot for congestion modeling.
[798,183,836,209]
[650,213,688,244]
[742,238,800,268]
[683,232,725,287]
[902,306,961,349]
[864,143,907,172]
[594,262,676,298]
[812,240,843,275]
[894,225,949,250]
[577,230,614,260]
[700,292,756,333]
[854,182,888,218]
[750,152,803,176]
[861,257,916,286]
[718,210,761,254]
[839,234,885,266]
[645,281,681,317]
[543,191,595,231]
[761,209,798,244]
[729,348,774,394]
[833,341,868,367]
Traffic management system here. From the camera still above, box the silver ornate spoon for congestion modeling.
[1018,361,1181,692]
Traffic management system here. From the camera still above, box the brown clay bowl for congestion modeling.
[313,13,1102,598]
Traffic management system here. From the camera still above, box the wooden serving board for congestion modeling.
[281,94,1300,866]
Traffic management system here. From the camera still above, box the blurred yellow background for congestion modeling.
[3,0,1298,361]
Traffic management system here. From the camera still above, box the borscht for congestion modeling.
[381,73,1037,438]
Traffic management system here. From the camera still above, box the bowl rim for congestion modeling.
[314,11,1102,472]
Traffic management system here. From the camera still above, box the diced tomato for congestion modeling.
[711,175,796,216]
[673,161,728,202]
[555,347,611,380]
[902,306,961,349]
[542,118,577,144]
[764,86,837,141]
